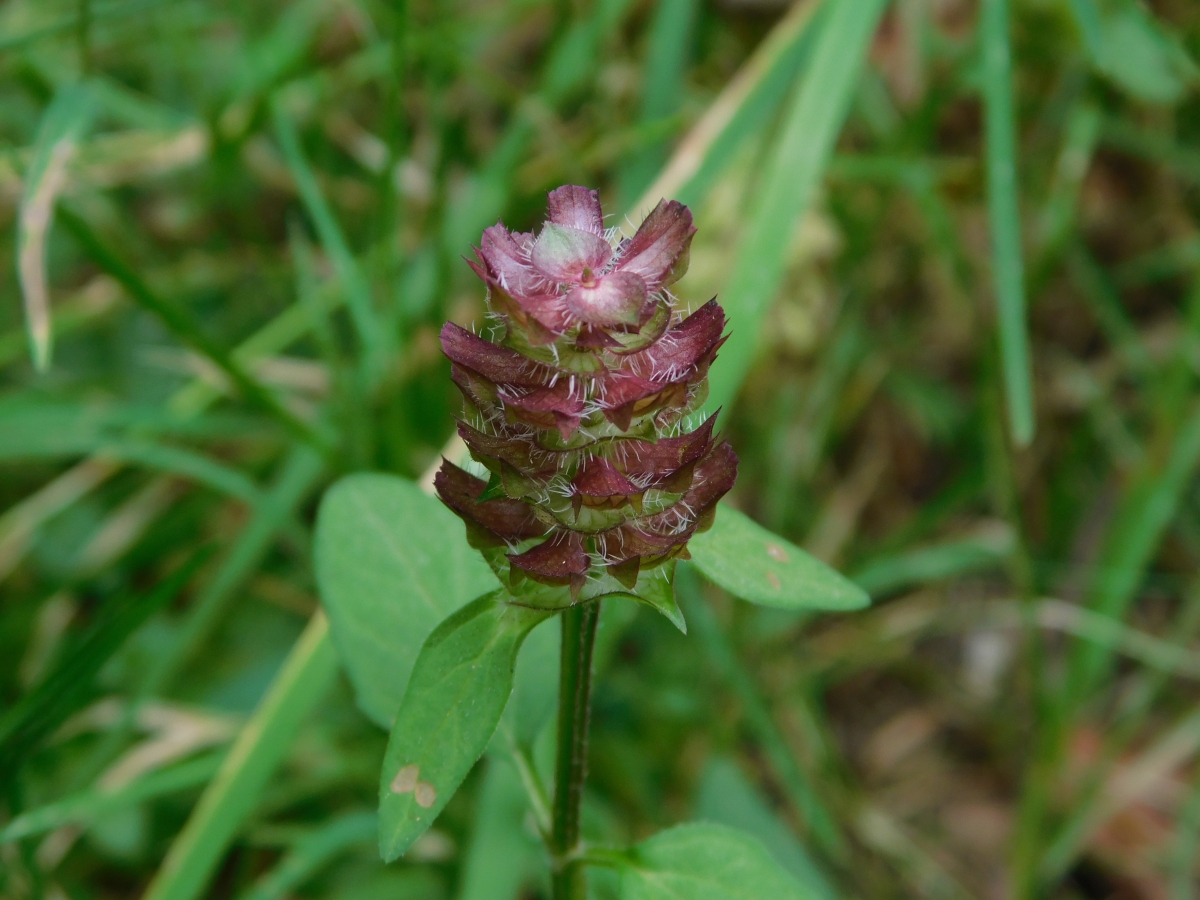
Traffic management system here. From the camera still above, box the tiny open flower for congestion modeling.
[470,186,696,336]
[438,186,737,602]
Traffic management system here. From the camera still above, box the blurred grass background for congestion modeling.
[1,0,1199,897]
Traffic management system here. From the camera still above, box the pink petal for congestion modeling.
[575,325,624,349]
[498,381,587,441]
[616,199,695,290]
[478,225,543,296]
[474,270,571,341]
[564,271,647,327]
[531,224,612,282]
[547,185,604,235]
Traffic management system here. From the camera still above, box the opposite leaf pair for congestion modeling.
[314,474,866,869]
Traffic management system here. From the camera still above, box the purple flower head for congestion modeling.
[438,186,736,606]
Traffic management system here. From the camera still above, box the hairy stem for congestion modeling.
[550,600,600,900]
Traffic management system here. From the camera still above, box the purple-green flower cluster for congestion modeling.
[436,186,737,602]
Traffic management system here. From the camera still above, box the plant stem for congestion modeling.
[550,600,600,900]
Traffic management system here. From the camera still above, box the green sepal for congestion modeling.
[479,469,508,500]
[606,560,685,633]
[479,545,684,630]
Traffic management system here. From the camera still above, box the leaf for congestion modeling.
[618,822,819,900]
[695,759,838,900]
[378,591,551,861]
[17,82,96,371]
[607,560,687,633]
[1096,4,1193,105]
[314,472,500,727]
[688,505,867,611]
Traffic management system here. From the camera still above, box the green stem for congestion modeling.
[550,601,599,900]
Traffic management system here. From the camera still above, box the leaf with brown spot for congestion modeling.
[689,505,868,612]
[378,590,551,861]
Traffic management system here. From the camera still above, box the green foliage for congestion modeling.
[705,0,888,414]
[982,0,1035,447]
[695,759,837,900]
[314,473,500,727]
[614,822,819,900]
[689,505,867,611]
[1,0,1198,895]
[377,591,550,861]
[143,614,340,900]
[16,82,95,371]
[0,550,206,786]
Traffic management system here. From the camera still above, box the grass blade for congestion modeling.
[144,446,325,695]
[617,0,698,210]
[705,0,889,414]
[141,612,339,900]
[0,753,222,844]
[636,0,823,211]
[0,549,209,787]
[982,0,1035,446]
[1066,402,1200,702]
[676,564,845,859]
[271,101,386,385]
[238,812,376,900]
[17,83,96,372]
[696,758,838,900]
[850,530,1015,598]
[55,204,332,456]
[456,759,543,900]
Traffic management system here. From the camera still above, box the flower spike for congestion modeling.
[437,185,737,605]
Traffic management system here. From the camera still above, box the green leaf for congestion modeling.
[688,505,867,611]
[314,472,500,728]
[378,591,551,861]
[695,759,838,900]
[1096,5,1193,105]
[607,560,687,633]
[617,822,819,900]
